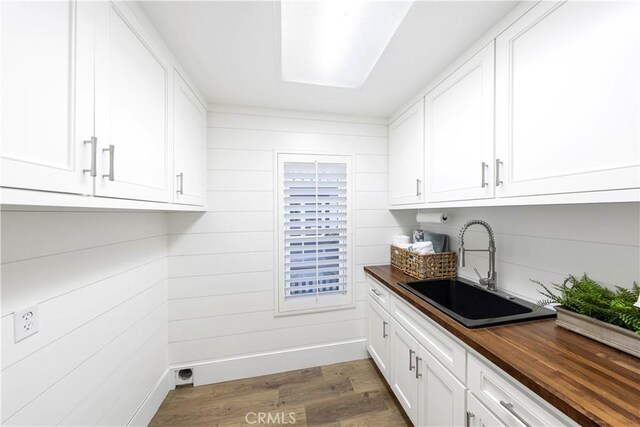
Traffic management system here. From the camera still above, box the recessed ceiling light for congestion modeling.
[280,0,414,89]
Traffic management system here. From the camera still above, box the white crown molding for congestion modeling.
[207,103,389,126]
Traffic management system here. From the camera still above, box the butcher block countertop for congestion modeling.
[364,265,640,427]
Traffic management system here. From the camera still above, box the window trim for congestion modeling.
[274,152,355,316]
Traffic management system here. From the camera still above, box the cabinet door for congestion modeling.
[425,42,495,202]
[467,392,506,427]
[389,319,418,423]
[1,0,94,195]
[173,70,206,206]
[367,298,390,381]
[389,100,425,205]
[495,1,640,198]
[417,346,466,427]
[94,2,170,202]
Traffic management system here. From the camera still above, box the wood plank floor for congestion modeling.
[150,358,412,426]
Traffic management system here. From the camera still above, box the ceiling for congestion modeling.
[140,1,519,119]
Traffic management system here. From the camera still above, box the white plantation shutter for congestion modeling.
[277,154,353,314]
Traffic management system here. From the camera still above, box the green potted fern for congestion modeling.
[534,274,640,358]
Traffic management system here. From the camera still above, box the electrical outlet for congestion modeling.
[14,305,39,343]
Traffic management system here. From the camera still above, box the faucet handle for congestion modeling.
[473,268,484,280]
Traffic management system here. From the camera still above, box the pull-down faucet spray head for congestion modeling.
[458,220,498,291]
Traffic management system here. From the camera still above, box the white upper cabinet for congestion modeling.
[425,42,495,202]
[94,2,170,203]
[1,0,94,195]
[1,1,205,210]
[173,71,207,206]
[389,100,425,205]
[495,1,640,198]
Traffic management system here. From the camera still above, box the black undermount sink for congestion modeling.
[398,277,556,329]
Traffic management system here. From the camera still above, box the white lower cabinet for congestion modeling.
[366,274,576,427]
[389,319,420,423]
[467,354,576,427]
[466,392,505,427]
[367,296,390,382]
[417,348,466,427]
[388,318,466,427]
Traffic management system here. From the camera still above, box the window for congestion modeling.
[276,153,353,315]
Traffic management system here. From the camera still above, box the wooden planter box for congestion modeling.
[555,307,640,358]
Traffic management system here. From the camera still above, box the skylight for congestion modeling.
[280,0,414,89]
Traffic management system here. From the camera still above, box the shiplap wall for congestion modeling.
[419,203,640,301]
[0,210,169,426]
[167,109,415,376]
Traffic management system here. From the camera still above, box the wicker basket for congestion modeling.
[390,245,457,280]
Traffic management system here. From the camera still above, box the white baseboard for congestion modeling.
[171,338,368,387]
[128,369,173,427]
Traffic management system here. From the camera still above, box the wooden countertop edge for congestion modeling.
[364,265,639,427]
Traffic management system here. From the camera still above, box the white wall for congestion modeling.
[166,108,415,380]
[0,210,170,426]
[418,203,640,301]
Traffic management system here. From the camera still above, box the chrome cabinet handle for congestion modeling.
[495,158,503,187]
[83,136,97,177]
[382,321,388,338]
[500,401,531,427]
[416,178,422,196]
[466,411,475,427]
[415,356,422,379]
[177,172,184,195]
[408,349,415,371]
[370,288,382,297]
[481,161,488,188]
[102,145,115,181]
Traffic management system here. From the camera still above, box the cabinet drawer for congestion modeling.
[467,391,506,427]
[391,296,466,383]
[366,276,390,311]
[468,354,576,427]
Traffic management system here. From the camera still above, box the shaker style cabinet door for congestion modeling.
[94,1,170,202]
[416,345,466,427]
[389,100,425,205]
[1,0,95,195]
[425,42,495,202]
[173,71,207,206]
[367,297,391,381]
[389,319,418,424]
[495,1,640,198]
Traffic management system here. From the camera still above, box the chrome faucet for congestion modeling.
[458,220,498,291]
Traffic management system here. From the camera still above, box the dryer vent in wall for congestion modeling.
[175,368,194,387]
